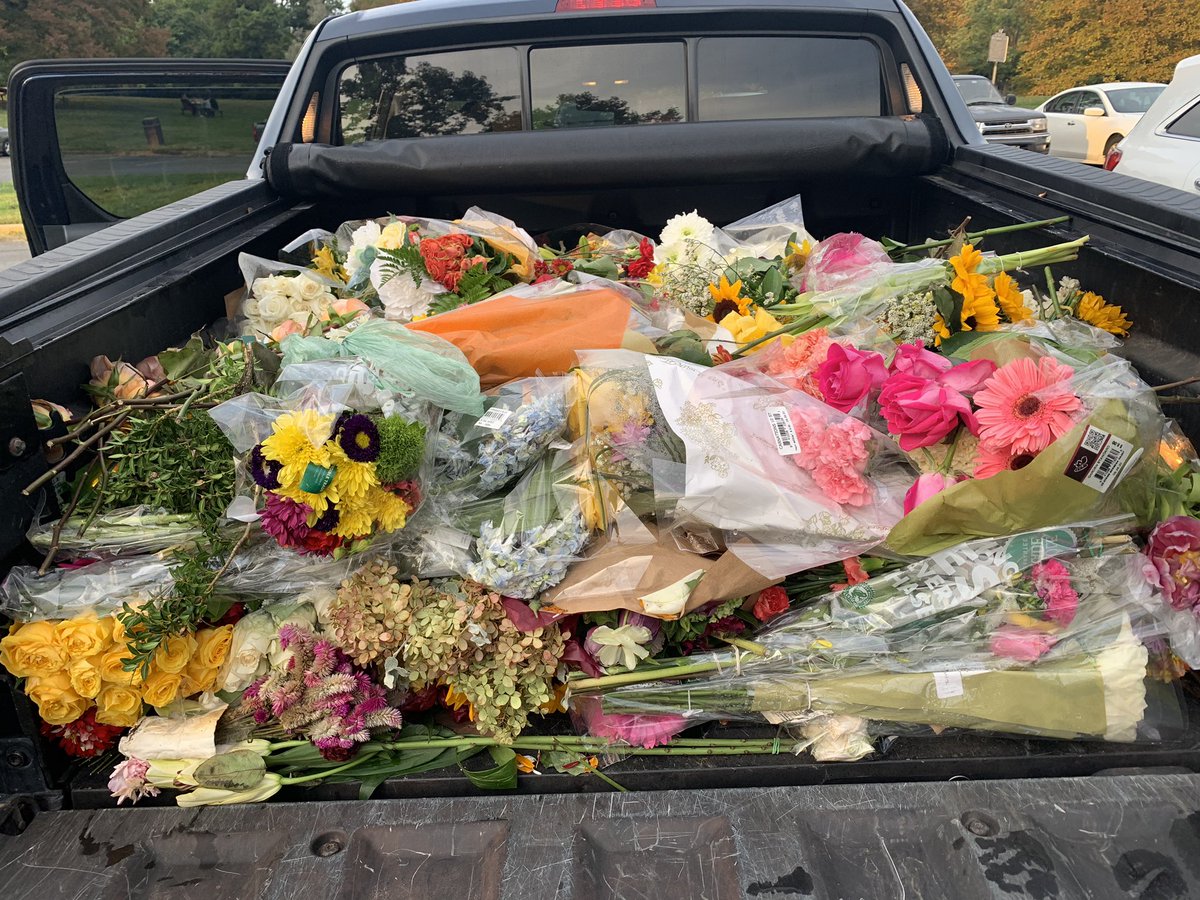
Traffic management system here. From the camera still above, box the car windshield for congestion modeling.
[1105,86,1165,114]
[954,77,1004,105]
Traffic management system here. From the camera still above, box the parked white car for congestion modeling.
[1105,55,1200,195]
[1037,82,1165,164]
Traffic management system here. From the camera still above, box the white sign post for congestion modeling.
[988,30,1010,86]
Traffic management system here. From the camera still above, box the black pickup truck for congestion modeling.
[4,2,1200,896]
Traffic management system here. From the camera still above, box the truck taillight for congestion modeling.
[1104,147,1122,171]
[555,0,655,10]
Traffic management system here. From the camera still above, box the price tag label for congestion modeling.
[475,406,513,430]
[933,671,964,699]
[1064,425,1136,493]
[766,406,800,456]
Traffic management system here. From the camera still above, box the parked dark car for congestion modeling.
[0,126,8,157]
[952,74,1050,153]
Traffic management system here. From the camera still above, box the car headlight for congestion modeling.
[1029,118,1048,133]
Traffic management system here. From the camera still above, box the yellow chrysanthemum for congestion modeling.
[1076,291,1132,336]
[784,238,812,272]
[363,486,410,533]
[706,275,752,321]
[331,501,375,539]
[311,245,347,283]
[261,410,334,487]
[933,313,951,347]
[719,307,785,353]
[993,272,1034,324]
[950,244,999,333]
[328,444,379,502]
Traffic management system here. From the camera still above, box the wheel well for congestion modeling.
[1104,133,1123,149]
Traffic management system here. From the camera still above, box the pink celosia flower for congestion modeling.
[990,626,1057,662]
[974,356,1082,454]
[109,757,159,806]
[800,233,892,292]
[816,343,888,413]
[1144,516,1200,612]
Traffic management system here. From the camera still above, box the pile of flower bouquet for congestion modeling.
[5,196,1200,807]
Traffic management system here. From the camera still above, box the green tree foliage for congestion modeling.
[905,0,968,71]
[349,0,417,9]
[943,0,1025,86]
[0,0,168,80]
[150,0,341,59]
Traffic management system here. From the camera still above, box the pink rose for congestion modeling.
[331,297,369,318]
[889,343,995,394]
[1032,559,1079,626]
[270,319,304,342]
[816,343,888,413]
[1144,516,1200,611]
[801,233,892,292]
[903,472,955,515]
[990,626,1057,662]
[878,373,979,451]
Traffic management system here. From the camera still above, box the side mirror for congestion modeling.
[1083,106,1105,117]
[1005,93,1017,106]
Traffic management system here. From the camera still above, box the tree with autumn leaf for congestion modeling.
[0,0,167,81]
[1018,0,1200,94]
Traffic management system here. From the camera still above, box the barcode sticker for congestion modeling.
[1064,425,1135,493]
[933,671,964,699]
[766,406,801,456]
[475,406,513,430]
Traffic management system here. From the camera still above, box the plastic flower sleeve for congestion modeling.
[0,556,173,621]
[26,506,202,560]
[644,353,913,579]
[596,529,1184,743]
[721,192,813,260]
[888,352,1164,556]
[432,376,571,502]
[235,252,346,342]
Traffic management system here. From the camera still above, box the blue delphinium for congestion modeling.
[475,392,567,493]
[467,508,588,599]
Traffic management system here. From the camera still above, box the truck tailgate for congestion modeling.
[3,773,1199,899]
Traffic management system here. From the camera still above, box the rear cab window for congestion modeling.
[337,36,887,141]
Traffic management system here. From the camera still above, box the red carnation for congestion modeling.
[40,708,124,758]
[752,586,790,621]
[623,237,656,280]
[298,529,346,556]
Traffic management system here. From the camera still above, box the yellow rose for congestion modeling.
[66,658,103,699]
[141,668,183,708]
[180,660,219,697]
[55,615,115,659]
[0,621,68,678]
[719,307,784,353]
[153,634,196,675]
[25,672,89,726]
[95,684,143,728]
[376,221,409,250]
[98,644,145,687]
[193,626,234,670]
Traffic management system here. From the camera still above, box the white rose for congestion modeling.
[297,586,338,626]
[296,275,326,302]
[241,296,260,318]
[254,291,291,327]
[371,259,440,322]
[217,610,275,693]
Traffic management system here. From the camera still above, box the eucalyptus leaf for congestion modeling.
[194,750,266,791]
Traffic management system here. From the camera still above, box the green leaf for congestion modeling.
[194,750,266,791]
[575,256,620,280]
[459,745,517,790]
[158,336,211,382]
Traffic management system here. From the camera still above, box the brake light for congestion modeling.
[555,0,656,10]
[1104,147,1122,171]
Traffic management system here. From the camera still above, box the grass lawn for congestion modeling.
[72,172,235,218]
[0,181,21,226]
[1016,95,1050,109]
[55,94,271,155]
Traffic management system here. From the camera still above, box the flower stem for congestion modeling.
[891,216,1072,256]
[1044,266,1064,318]
[570,658,725,692]
[279,755,376,785]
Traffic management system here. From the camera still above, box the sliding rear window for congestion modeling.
[338,37,887,141]
[696,37,883,120]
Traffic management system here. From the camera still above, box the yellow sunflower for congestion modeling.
[1076,291,1132,336]
[784,238,812,272]
[443,683,476,721]
[933,313,951,347]
[950,244,999,332]
[992,272,1034,324]
[707,275,752,321]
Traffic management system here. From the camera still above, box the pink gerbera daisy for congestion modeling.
[973,357,1081,454]
[973,441,1039,479]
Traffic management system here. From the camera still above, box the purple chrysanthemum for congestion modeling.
[261,495,312,548]
[249,444,283,489]
[337,414,381,463]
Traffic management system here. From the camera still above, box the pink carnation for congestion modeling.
[811,462,871,507]
[765,329,834,397]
